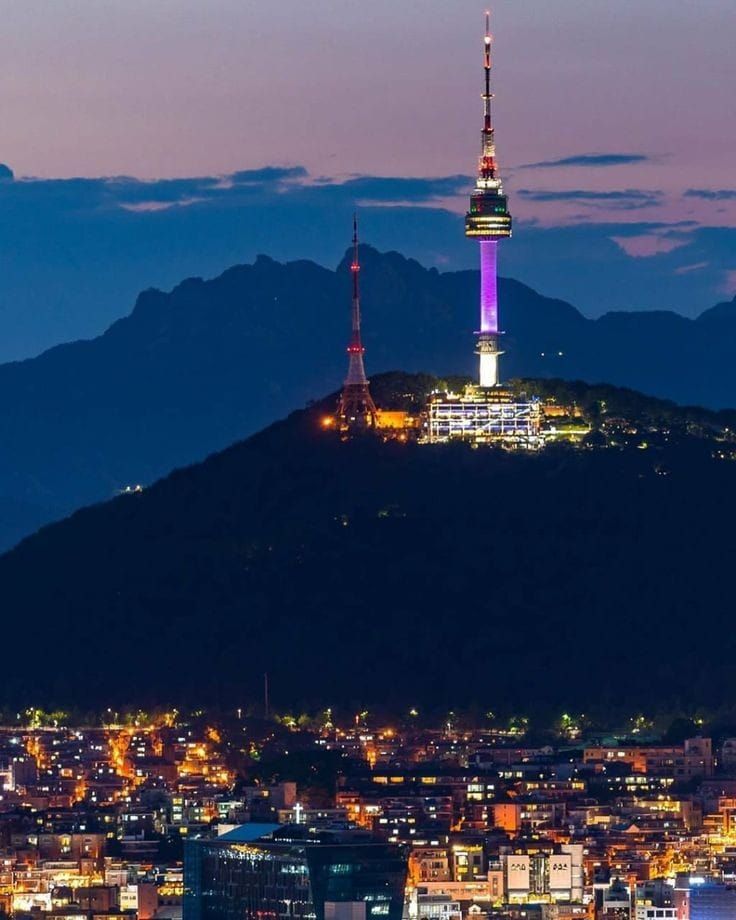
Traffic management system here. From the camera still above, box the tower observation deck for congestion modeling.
[465,10,512,390]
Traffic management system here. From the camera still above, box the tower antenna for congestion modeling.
[484,10,492,137]
[352,213,360,336]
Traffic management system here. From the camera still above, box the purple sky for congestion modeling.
[0,0,734,362]
[1,1,733,210]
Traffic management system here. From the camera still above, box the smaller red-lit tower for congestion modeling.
[336,216,377,431]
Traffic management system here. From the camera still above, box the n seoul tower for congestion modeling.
[465,11,512,389]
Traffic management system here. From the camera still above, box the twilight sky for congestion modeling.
[0,0,734,359]
[2,1,733,189]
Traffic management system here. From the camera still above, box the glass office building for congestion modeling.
[689,883,736,919]
[184,824,408,920]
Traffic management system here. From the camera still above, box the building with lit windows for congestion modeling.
[450,843,486,882]
[408,847,451,884]
[425,389,542,447]
[634,907,677,920]
[183,824,408,920]
[600,879,631,920]
[408,890,461,920]
[501,846,584,904]
[583,739,714,780]
[634,880,676,920]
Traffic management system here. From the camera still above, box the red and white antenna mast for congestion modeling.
[336,215,377,431]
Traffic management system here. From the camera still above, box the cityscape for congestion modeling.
[0,3,734,920]
[1,710,736,919]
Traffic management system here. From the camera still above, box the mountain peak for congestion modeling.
[1,247,736,557]
[697,294,736,323]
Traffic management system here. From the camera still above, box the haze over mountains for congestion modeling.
[1,245,736,552]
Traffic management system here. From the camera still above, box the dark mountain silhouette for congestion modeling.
[1,245,736,552]
[1,372,736,715]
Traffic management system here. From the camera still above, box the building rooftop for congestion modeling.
[217,823,281,842]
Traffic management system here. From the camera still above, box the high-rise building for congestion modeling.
[464,10,512,390]
[183,823,408,920]
[336,217,377,433]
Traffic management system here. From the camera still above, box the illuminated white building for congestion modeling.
[503,846,584,903]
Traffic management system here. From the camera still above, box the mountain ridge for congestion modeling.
[0,246,735,553]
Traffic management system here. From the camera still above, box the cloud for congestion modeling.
[606,221,695,260]
[518,189,660,202]
[610,234,689,258]
[6,167,310,213]
[0,163,735,362]
[120,199,205,213]
[675,262,709,275]
[596,220,699,233]
[0,165,476,360]
[502,220,736,320]
[105,168,307,206]
[517,188,664,210]
[337,174,471,202]
[518,153,651,170]
[685,188,736,201]
[105,176,221,206]
[230,166,308,184]
[10,168,469,215]
[723,270,736,295]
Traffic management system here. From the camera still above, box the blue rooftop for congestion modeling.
[218,823,282,842]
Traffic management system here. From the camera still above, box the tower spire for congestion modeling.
[480,10,498,187]
[336,215,377,431]
[483,12,492,131]
[350,214,362,359]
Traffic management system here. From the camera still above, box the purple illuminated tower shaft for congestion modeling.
[480,239,499,334]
